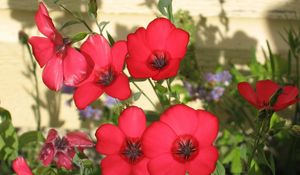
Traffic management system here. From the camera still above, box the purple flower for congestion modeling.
[183,81,197,97]
[209,86,225,101]
[104,96,119,108]
[216,71,232,85]
[79,106,102,120]
[204,73,217,83]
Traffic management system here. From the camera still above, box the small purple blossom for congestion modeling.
[183,82,197,97]
[79,106,102,120]
[204,73,217,83]
[209,86,225,101]
[104,96,119,108]
[216,71,232,85]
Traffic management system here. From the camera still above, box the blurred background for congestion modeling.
[0,0,299,130]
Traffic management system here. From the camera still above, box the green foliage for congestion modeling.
[0,107,12,122]
[18,131,44,149]
[157,0,173,21]
[88,0,98,18]
[0,118,18,162]
[212,161,226,175]
[59,20,81,31]
[73,153,94,175]
[71,32,89,43]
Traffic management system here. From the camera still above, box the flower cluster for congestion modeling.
[95,105,219,175]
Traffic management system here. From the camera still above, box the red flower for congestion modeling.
[74,34,131,109]
[12,157,33,175]
[238,80,299,111]
[142,104,218,175]
[126,18,189,80]
[95,106,150,175]
[29,2,89,91]
[39,129,94,170]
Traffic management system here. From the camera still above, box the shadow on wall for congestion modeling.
[8,0,102,128]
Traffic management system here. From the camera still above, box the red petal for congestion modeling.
[95,124,125,155]
[65,131,94,147]
[273,86,299,111]
[132,158,150,175]
[165,28,189,59]
[126,58,158,79]
[146,18,175,50]
[256,80,280,104]
[104,73,131,100]
[101,155,131,175]
[119,106,146,138]
[111,41,128,72]
[237,82,259,108]
[127,27,151,62]
[80,34,112,68]
[74,83,103,110]
[160,104,199,136]
[142,122,176,158]
[152,59,180,80]
[63,47,89,86]
[28,36,54,67]
[194,110,218,147]
[12,157,33,175]
[148,154,186,175]
[56,152,73,170]
[39,143,55,166]
[35,2,57,39]
[45,129,58,143]
[187,147,218,175]
[42,56,63,91]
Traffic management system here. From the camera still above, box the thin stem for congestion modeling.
[132,81,157,110]
[147,79,163,107]
[58,4,93,33]
[167,79,172,103]
[26,43,42,131]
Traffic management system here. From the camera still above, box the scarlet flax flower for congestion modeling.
[95,106,150,175]
[142,104,219,175]
[12,157,33,175]
[126,18,189,80]
[29,2,89,90]
[39,129,94,170]
[238,80,299,111]
[74,34,131,109]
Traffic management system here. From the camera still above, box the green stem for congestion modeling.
[167,79,172,103]
[58,4,93,33]
[26,43,42,131]
[132,81,157,110]
[148,79,164,107]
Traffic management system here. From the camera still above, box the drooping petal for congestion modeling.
[127,27,151,62]
[111,41,128,72]
[187,147,218,175]
[56,152,73,170]
[132,158,150,175]
[237,82,259,108]
[39,143,55,166]
[101,155,131,175]
[35,2,57,39]
[152,59,180,80]
[63,47,89,86]
[126,59,158,79]
[28,36,54,67]
[148,154,186,175]
[256,80,280,105]
[80,34,112,68]
[95,124,125,155]
[165,28,189,59]
[142,122,177,158]
[12,157,33,175]
[42,56,64,91]
[45,128,58,143]
[160,104,199,136]
[74,82,103,110]
[146,18,175,51]
[194,110,219,147]
[65,131,94,148]
[118,106,146,138]
[273,86,299,111]
[104,73,131,100]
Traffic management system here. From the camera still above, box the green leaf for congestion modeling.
[59,20,81,31]
[155,83,168,93]
[88,0,98,18]
[0,136,5,150]
[71,32,88,43]
[98,21,110,34]
[73,153,94,175]
[19,131,44,149]
[158,0,172,16]
[211,161,226,175]
[34,166,58,175]
[0,107,11,122]
[132,92,142,101]
[106,31,115,46]
[0,120,18,161]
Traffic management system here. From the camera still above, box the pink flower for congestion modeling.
[39,129,94,170]
[143,104,219,175]
[95,106,150,175]
[12,157,33,175]
[126,18,189,80]
[29,2,90,91]
[73,34,131,109]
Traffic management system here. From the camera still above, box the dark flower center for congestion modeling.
[148,51,169,70]
[97,67,115,86]
[55,38,71,54]
[54,137,69,150]
[121,138,143,164]
[172,135,199,162]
